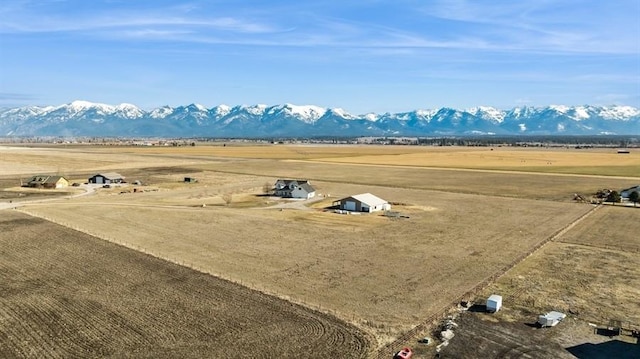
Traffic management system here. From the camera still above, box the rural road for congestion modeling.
[260,195,326,211]
[0,184,97,211]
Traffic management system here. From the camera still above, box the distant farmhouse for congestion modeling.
[274,179,316,199]
[88,173,125,185]
[24,175,69,189]
[621,185,640,199]
[336,193,391,213]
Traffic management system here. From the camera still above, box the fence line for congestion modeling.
[373,205,601,358]
[16,205,601,358]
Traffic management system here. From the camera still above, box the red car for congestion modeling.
[394,347,413,359]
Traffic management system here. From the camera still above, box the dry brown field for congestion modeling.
[1,144,639,356]
[0,211,370,358]
[434,204,640,358]
[557,205,640,253]
[475,205,640,327]
[78,144,640,177]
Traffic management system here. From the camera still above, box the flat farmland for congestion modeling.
[312,147,640,177]
[439,204,640,359]
[196,159,637,201]
[2,144,638,354]
[90,144,640,177]
[557,205,640,253]
[0,211,370,358]
[20,183,590,344]
[0,145,217,177]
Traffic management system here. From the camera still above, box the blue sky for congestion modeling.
[1,0,639,113]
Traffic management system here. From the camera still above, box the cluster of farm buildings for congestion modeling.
[273,178,391,213]
[21,173,393,213]
[23,173,125,189]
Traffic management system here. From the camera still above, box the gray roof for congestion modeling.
[299,183,315,193]
[276,179,308,185]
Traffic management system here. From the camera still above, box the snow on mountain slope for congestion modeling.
[0,101,638,137]
[466,106,505,123]
[327,108,355,119]
[571,106,590,120]
[212,104,231,117]
[150,106,174,118]
[266,104,326,124]
[598,105,640,120]
[115,103,144,118]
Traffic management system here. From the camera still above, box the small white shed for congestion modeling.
[486,294,502,312]
[537,311,566,327]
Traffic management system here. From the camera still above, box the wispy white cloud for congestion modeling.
[0,0,279,35]
[2,0,636,55]
[417,0,639,54]
[1,15,278,34]
[1,0,637,110]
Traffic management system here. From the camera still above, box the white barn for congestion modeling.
[337,193,391,213]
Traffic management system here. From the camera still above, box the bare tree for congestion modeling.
[263,182,273,195]
[630,191,639,207]
[222,193,233,206]
[606,190,621,205]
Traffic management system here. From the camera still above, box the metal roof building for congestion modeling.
[336,193,391,213]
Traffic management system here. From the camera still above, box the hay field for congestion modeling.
[0,145,215,177]
[478,242,640,326]
[89,144,640,177]
[194,159,637,201]
[313,147,640,177]
[2,144,638,351]
[0,211,370,358]
[20,184,590,344]
[557,205,640,253]
[80,143,422,160]
[478,205,640,327]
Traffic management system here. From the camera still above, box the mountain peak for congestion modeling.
[1,102,638,137]
[273,104,326,123]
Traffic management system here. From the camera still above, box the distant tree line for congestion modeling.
[2,135,637,147]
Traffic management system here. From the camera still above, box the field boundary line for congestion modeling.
[552,240,639,253]
[13,208,377,358]
[373,204,601,358]
[289,159,640,180]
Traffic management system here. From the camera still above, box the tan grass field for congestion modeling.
[0,211,369,358]
[76,144,640,177]
[557,205,640,253]
[479,239,640,327]
[2,144,639,354]
[313,147,640,177]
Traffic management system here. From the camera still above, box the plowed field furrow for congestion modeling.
[0,211,370,358]
[0,303,48,359]
[1,300,63,359]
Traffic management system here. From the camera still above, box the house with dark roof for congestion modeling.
[25,175,69,189]
[88,172,125,185]
[274,179,316,199]
[621,185,640,199]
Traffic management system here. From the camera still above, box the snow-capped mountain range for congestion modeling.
[0,101,638,137]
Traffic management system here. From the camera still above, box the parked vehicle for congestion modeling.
[394,347,413,359]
